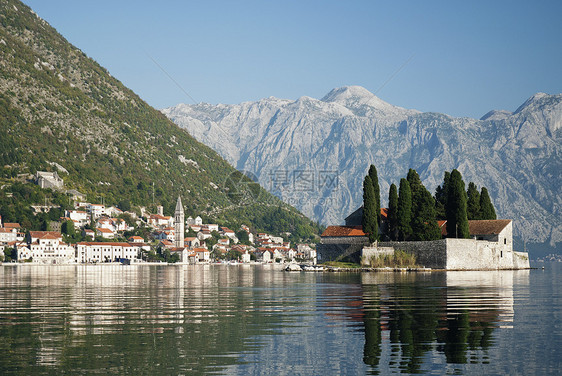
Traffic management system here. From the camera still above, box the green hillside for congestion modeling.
[0,0,320,240]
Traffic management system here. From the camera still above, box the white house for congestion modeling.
[241,250,251,263]
[148,214,174,229]
[88,204,106,220]
[96,227,115,239]
[76,242,141,263]
[197,231,212,241]
[206,224,219,232]
[192,248,210,263]
[65,210,89,227]
[128,236,145,243]
[194,216,203,225]
[22,231,75,264]
[261,250,272,263]
[0,227,18,244]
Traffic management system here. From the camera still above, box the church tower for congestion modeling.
[174,196,185,249]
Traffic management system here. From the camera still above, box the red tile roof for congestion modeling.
[96,228,114,233]
[440,219,511,237]
[321,226,366,237]
[4,223,21,229]
[30,231,61,239]
[380,208,388,220]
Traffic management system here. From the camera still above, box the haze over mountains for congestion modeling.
[163,86,562,252]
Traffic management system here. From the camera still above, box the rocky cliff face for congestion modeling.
[163,86,562,250]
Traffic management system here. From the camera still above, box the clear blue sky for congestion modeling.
[22,0,562,118]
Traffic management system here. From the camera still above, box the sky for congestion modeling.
[21,0,562,119]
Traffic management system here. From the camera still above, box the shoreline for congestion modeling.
[0,262,536,272]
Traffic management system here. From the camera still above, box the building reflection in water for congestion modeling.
[359,270,529,373]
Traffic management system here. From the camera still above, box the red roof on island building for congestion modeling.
[321,226,366,237]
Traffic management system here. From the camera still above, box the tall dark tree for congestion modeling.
[388,183,399,240]
[407,169,423,197]
[397,178,412,241]
[479,187,497,220]
[466,182,481,220]
[435,171,451,219]
[368,165,381,226]
[411,186,442,241]
[446,169,470,238]
[362,175,378,243]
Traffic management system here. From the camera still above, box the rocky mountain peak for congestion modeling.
[514,92,558,114]
[163,88,562,252]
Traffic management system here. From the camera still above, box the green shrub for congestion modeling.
[369,249,418,268]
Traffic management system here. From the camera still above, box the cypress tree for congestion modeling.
[446,169,470,238]
[407,168,423,197]
[397,178,412,241]
[435,171,451,219]
[362,175,378,243]
[368,165,381,226]
[479,187,497,220]
[411,186,442,240]
[466,182,481,220]
[388,183,399,240]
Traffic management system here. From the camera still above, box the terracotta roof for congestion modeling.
[321,226,367,237]
[150,214,171,220]
[440,219,511,237]
[4,223,21,229]
[30,231,61,239]
[128,236,144,240]
[437,220,447,236]
[97,228,114,233]
[40,234,60,240]
[0,228,15,233]
[380,208,388,220]
[469,220,511,236]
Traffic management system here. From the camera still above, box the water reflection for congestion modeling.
[0,265,531,375]
[360,270,529,374]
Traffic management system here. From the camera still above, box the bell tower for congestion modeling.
[174,196,184,249]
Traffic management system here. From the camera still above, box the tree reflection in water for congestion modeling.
[361,272,511,373]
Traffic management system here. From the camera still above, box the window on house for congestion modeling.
[504,238,507,244]
[501,251,503,257]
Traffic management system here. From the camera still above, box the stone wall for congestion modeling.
[323,234,530,269]
[379,239,529,270]
[379,240,448,269]
[317,236,369,263]
[361,246,395,266]
[513,251,530,269]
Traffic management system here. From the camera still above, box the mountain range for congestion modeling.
[163,86,562,252]
[0,0,319,239]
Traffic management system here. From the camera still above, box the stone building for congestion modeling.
[317,225,369,262]
[35,171,64,190]
[319,216,529,269]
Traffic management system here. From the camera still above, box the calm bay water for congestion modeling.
[0,263,560,375]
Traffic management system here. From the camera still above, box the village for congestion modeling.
[0,172,317,265]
